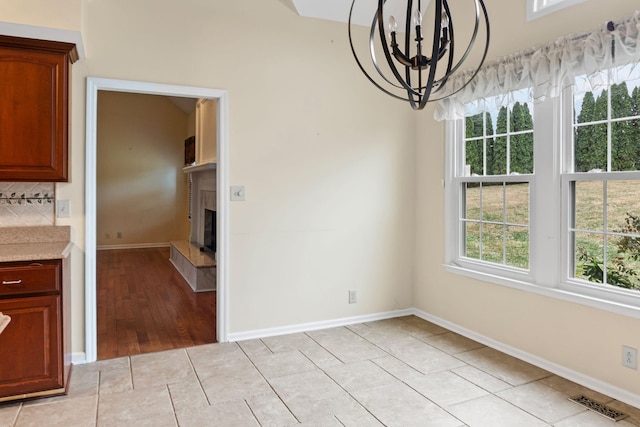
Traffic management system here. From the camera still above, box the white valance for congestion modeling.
[434,10,640,121]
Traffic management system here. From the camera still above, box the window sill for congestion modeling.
[445,263,640,319]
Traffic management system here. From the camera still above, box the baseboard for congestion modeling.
[71,352,87,365]
[226,308,414,342]
[97,242,171,251]
[410,308,640,410]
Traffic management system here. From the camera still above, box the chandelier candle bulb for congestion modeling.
[389,16,397,33]
[413,9,423,26]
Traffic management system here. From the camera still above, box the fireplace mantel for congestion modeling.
[183,162,216,174]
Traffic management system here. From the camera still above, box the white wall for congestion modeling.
[96,91,190,247]
[0,0,81,31]
[414,0,640,399]
[6,0,640,402]
[59,0,414,351]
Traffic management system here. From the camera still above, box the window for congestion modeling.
[526,0,587,21]
[566,65,640,292]
[459,91,533,271]
[446,62,640,315]
[443,11,640,316]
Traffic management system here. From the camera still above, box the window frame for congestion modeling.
[561,172,640,307]
[526,0,587,21]
[445,92,543,286]
[560,75,640,309]
[445,81,640,319]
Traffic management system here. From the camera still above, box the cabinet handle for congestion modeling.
[2,280,22,285]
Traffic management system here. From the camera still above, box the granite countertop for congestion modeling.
[0,226,72,262]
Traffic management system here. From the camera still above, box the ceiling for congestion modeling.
[291,0,413,28]
[169,96,197,114]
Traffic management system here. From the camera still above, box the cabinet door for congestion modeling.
[0,37,74,181]
[0,295,62,398]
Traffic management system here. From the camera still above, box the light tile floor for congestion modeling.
[1,316,639,426]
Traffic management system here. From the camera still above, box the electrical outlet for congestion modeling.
[623,346,637,370]
[56,200,70,218]
[105,233,110,239]
[348,289,357,304]
[117,232,123,239]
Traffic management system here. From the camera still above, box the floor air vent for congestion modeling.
[569,395,628,422]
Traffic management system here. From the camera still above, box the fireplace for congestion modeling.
[204,209,216,252]
[169,165,216,292]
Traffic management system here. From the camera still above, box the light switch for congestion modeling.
[57,200,70,218]
[230,186,246,201]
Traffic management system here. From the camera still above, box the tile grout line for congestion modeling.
[165,384,181,427]
[236,342,301,426]
[303,330,350,365]
[94,371,102,427]
[165,348,190,426]
[310,323,444,425]
[399,320,572,426]
[294,350,383,425]
[389,319,551,425]
[183,346,212,407]
[241,398,263,427]
[127,356,134,391]
[344,321,471,427]
[346,319,529,425]
[10,402,22,427]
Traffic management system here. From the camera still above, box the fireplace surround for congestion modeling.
[169,163,216,292]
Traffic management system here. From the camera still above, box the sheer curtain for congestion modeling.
[434,10,640,121]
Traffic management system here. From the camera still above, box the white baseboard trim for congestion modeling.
[71,352,87,365]
[226,308,414,342]
[97,242,170,251]
[411,308,640,410]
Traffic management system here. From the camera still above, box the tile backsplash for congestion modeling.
[0,183,55,227]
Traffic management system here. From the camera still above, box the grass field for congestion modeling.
[464,180,640,289]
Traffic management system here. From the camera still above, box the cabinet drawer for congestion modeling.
[0,261,61,297]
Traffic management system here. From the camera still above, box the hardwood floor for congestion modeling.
[97,247,216,360]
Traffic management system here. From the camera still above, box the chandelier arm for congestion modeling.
[433,1,455,93]
[348,0,411,102]
[368,3,410,91]
[403,0,417,106]
[417,0,444,109]
[425,0,490,103]
[377,0,423,97]
[437,0,485,84]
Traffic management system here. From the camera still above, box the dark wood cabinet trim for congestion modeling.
[0,36,78,64]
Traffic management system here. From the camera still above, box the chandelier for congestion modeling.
[348,0,490,110]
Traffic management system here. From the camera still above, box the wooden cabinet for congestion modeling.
[0,36,78,182]
[0,260,69,401]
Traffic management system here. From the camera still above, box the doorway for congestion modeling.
[85,78,229,363]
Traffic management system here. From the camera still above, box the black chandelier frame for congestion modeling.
[348,0,490,110]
